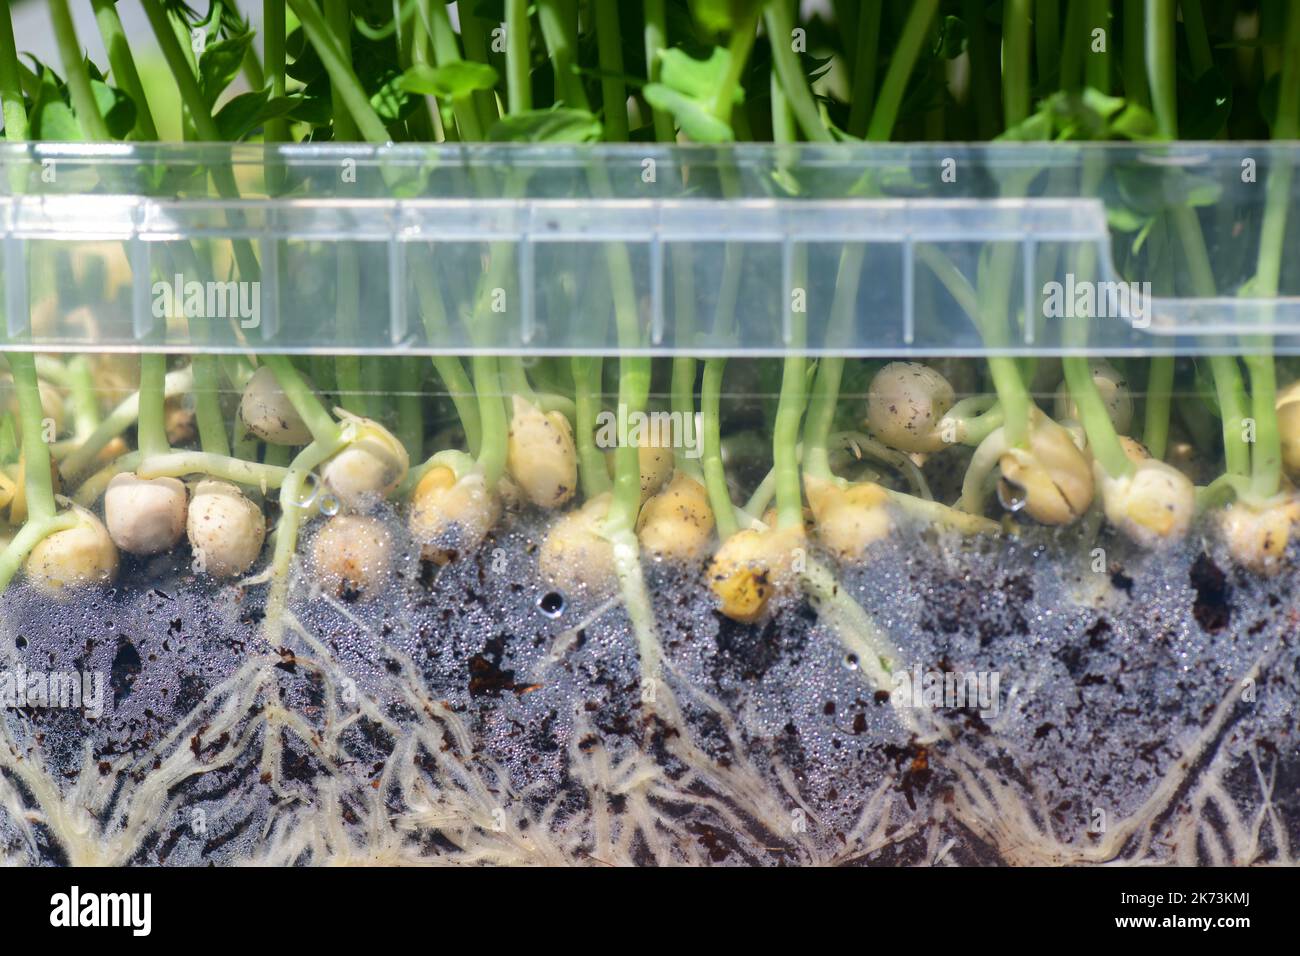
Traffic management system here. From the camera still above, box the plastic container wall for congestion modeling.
[1,142,1298,356]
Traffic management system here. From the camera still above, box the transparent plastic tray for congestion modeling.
[1,142,1297,356]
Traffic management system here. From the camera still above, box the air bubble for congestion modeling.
[538,591,565,618]
[318,493,340,516]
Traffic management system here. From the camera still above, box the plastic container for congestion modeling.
[4,143,1298,870]
[3,141,1298,357]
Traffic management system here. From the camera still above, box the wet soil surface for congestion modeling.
[1,509,1297,865]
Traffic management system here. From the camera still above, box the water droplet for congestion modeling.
[996,478,1028,513]
[318,493,340,516]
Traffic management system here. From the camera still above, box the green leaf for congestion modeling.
[657,47,734,101]
[398,61,499,99]
[1183,177,1223,207]
[689,0,763,35]
[285,26,325,83]
[1180,68,1232,140]
[199,32,254,107]
[32,100,80,141]
[30,69,80,141]
[90,79,136,140]
[1106,205,1147,233]
[1005,89,1155,142]
[288,89,333,127]
[1130,216,1156,256]
[643,84,734,142]
[214,89,302,141]
[369,69,415,123]
[996,110,1052,141]
[487,107,603,143]
[1105,102,1156,140]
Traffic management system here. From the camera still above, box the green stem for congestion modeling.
[140,0,260,282]
[711,10,761,123]
[0,512,78,591]
[505,0,531,115]
[642,0,675,141]
[325,0,360,141]
[49,0,110,140]
[670,356,701,480]
[65,357,99,439]
[138,451,289,488]
[594,0,627,142]
[947,399,1006,446]
[572,356,611,498]
[58,366,194,478]
[457,7,500,132]
[1060,0,1086,92]
[333,245,369,416]
[422,0,485,139]
[803,248,865,478]
[769,66,796,143]
[472,354,507,485]
[536,0,585,108]
[137,353,171,460]
[264,0,288,147]
[1035,0,1061,94]
[1085,0,1110,92]
[397,357,425,463]
[762,0,829,141]
[845,0,882,138]
[286,0,391,143]
[263,442,292,467]
[804,1,938,482]
[772,348,806,529]
[7,353,55,522]
[412,260,481,453]
[865,0,938,141]
[501,355,535,403]
[192,354,230,457]
[1147,0,1250,478]
[141,0,224,142]
[91,0,159,140]
[701,358,738,538]
[259,354,339,443]
[0,0,26,144]
[607,350,650,534]
[1143,355,1175,459]
[1003,0,1032,127]
[1243,0,1300,498]
[1120,0,1148,106]
[1064,356,1133,477]
[1145,0,1178,139]
[434,355,481,453]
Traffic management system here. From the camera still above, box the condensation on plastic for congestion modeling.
[1,142,1297,356]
